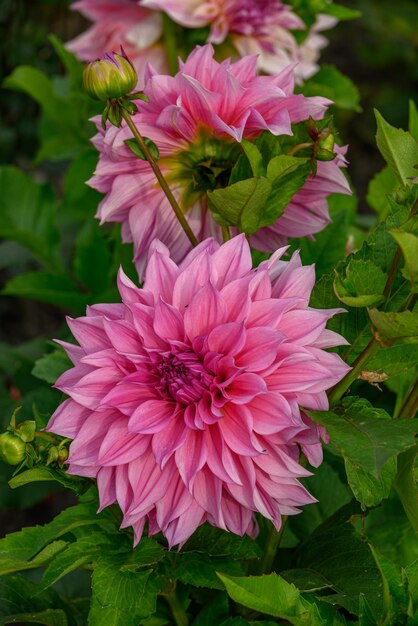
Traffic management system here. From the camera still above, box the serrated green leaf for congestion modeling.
[295,503,384,620]
[208,177,272,233]
[297,209,348,277]
[74,221,112,294]
[174,553,243,589]
[0,540,67,576]
[32,348,72,385]
[92,552,158,618]
[88,599,139,626]
[375,110,418,187]
[390,229,418,289]
[369,309,418,341]
[38,538,104,592]
[309,397,416,477]
[9,466,87,494]
[345,458,397,508]
[280,569,332,593]
[366,166,398,218]
[2,272,90,311]
[334,259,387,308]
[218,572,345,625]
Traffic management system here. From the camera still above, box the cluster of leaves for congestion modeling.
[0,14,417,626]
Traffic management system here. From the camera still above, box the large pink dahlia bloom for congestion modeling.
[67,0,167,85]
[48,235,350,547]
[89,45,350,276]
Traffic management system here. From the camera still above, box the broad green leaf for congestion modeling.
[371,548,409,623]
[390,229,418,289]
[2,272,90,311]
[394,446,418,532]
[32,347,72,385]
[0,575,64,621]
[334,259,387,308]
[375,110,418,187]
[298,209,348,277]
[218,573,345,625]
[0,167,61,271]
[308,397,416,477]
[88,600,139,626]
[0,610,67,626]
[48,35,83,90]
[366,166,398,218]
[92,552,158,619]
[369,309,418,341]
[9,466,87,494]
[192,592,229,626]
[208,177,272,233]
[0,540,67,576]
[74,221,112,294]
[302,65,360,111]
[280,569,332,593]
[183,524,261,558]
[366,342,418,379]
[266,155,308,180]
[3,66,67,122]
[295,503,384,620]
[174,553,243,589]
[241,139,265,176]
[345,458,397,508]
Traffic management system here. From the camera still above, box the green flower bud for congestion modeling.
[0,432,26,465]
[15,420,36,443]
[57,447,69,464]
[318,131,335,155]
[83,49,137,101]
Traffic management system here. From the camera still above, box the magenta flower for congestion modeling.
[67,0,168,86]
[48,235,350,547]
[141,0,335,83]
[88,45,350,276]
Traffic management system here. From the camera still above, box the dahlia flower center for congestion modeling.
[225,0,285,38]
[163,130,242,209]
[156,353,208,403]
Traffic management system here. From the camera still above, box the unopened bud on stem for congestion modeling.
[83,49,137,101]
[0,432,26,465]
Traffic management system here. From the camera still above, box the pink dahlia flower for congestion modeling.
[67,0,167,86]
[48,235,350,547]
[141,0,335,83]
[88,44,350,276]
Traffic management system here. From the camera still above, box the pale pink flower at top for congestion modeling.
[141,0,336,83]
[88,44,350,277]
[47,235,350,547]
[67,0,167,86]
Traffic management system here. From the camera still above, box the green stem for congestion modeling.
[222,224,231,242]
[121,109,198,248]
[259,517,288,574]
[35,431,58,443]
[328,336,380,406]
[383,247,402,300]
[163,13,179,75]
[287,142,313,156]
[165,589,189,626]
[398,381,418,419]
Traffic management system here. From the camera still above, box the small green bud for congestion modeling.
[15,420,36,443]
[317,131,335,155]
[47,446,59,465]
[0,432,27,466]
[57,447,69,464]
[83,49,137,101]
